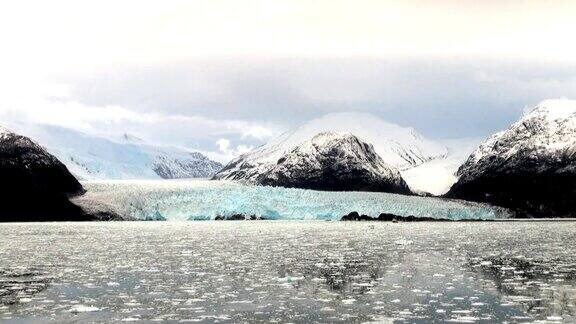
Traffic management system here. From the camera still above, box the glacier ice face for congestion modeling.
[77,180,509,221]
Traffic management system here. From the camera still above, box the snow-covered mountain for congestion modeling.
[214,112,447,186]
[252,131,411,193]
[447,99,576,217]
[10,124,222,180]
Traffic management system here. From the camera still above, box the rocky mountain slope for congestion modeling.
[0,126,94,221]
[446,99,576,217]
[221,131,411,194]
[214,112,446,186]
[9,124,222,180]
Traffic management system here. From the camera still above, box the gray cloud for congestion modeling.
[60,57,576,139]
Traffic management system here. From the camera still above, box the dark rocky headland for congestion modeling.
[446,100,576,218]
[0,127,120,221]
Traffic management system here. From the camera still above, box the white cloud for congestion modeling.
[214,138,254,159]
[216,138,230,153]
[0,80,279,159]
[1,0,575,81]
[240,125,276,141]
[1,0,575,157]
[0,83,160,134]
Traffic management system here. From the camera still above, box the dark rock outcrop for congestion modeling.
[0,127,94,221]
[214,214,266,220]
[446,99,576,217]
[340,212,374,221]
[340,211,448,222]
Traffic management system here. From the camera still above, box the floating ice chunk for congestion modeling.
[276,276,304,283]
[69,305,100,313]
[121,317,140,322]
[547,316,563,321]
[447,316,479,323]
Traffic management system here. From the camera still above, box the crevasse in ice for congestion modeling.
[80,180,509,221]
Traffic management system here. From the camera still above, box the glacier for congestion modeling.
[76,180,510,221]
[4,123,222,180]
[401,137,483,195]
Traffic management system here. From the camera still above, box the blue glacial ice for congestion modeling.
[80,180,510,221]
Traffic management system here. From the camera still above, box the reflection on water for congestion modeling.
[468,255,576,321]
[0,221,575,322]
[0,268,51,306]
[278,253,385,295]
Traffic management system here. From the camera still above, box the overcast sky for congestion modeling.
[1,0,575,160]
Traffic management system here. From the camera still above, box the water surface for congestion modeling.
[1,221,575,323]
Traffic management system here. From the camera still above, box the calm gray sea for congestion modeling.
[1,221,575,323]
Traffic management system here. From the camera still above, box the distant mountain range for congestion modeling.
[215,112,447,174]
[8,113,475,194]
[8,124,222,180]
[2,112,480,195]
[213,112,475,195]
[2,99,576,220]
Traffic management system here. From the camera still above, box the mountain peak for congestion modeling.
[524,98,576,122]
[254,131,411,193]
[308,130,357,144]
[467,99,576,165]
